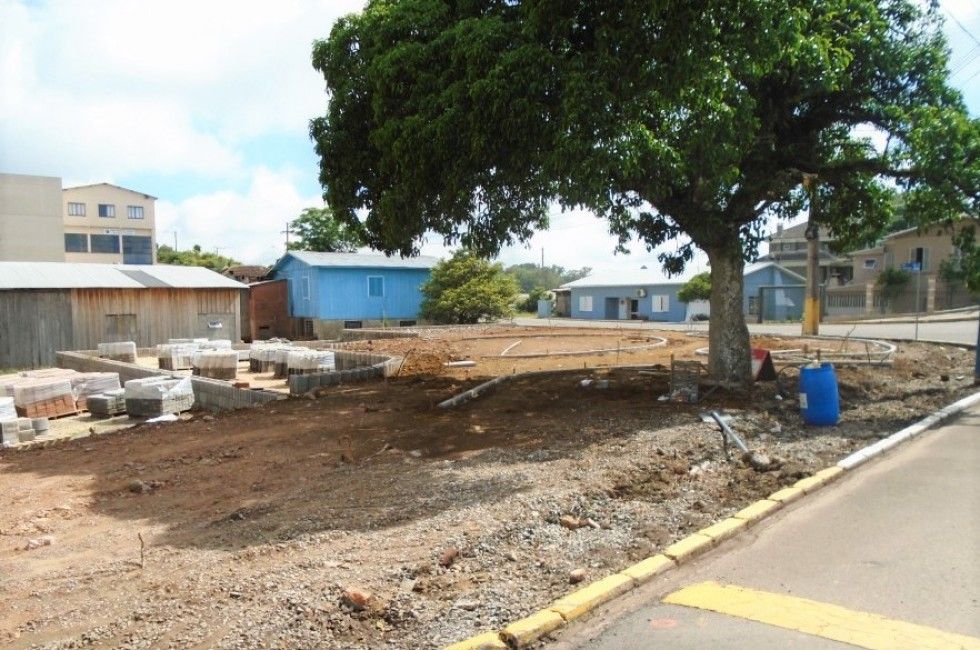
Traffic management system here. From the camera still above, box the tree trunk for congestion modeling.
[707,243,753,385]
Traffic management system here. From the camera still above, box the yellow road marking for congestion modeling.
[664,581,980,650]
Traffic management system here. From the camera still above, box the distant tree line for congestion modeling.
[157,244,240,271]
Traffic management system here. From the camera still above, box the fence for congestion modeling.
[824,276,977,318]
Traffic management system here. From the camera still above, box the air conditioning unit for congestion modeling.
[636,288,648,298]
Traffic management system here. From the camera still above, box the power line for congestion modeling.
[944,7,980,50]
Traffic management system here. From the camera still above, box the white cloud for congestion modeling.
[156,167,321,264]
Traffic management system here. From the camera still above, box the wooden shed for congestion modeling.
[0,262,247,368]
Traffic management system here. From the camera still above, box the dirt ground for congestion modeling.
[0,327,975,649]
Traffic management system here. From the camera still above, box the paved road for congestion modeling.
[552,405,980,649]
[515,316,980,346]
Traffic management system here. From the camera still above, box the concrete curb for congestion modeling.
[444,389,980,649]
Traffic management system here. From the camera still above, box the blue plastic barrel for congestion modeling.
[799,363,840,426]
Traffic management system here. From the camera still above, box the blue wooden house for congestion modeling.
[268,251,439,336]
[560,270,689,322]
[557,262,804,323]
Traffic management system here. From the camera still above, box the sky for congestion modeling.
[1,0,978,278]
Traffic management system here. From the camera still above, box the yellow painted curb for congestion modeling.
[619,554,675,584]
[663,533,713,562]
[732,499,782,524]
[549,573,635,622]
[794,467,842,493]
[768,485,806,504]
[500,609,565,648]
[813,466,844,482]
[444,631,507,650]
[697,516,748,543]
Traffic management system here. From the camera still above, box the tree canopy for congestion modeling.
[288,206,363,252]
[420,251,519,324]
[311,0,979,382]
[678,273,712,304]
[505,263,590,292]
[157,244,240,271]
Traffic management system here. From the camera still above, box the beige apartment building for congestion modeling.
[0,173,66,261]
[63,183,156,264]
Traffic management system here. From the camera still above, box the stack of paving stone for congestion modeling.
[1,418,36,446]
[97,341,138,363]
[0,396,15,421]
[157,343,199,370]
[124,377,194,418]
[191,350,239,380]
[13,379,77,419]
[86,388,127,418]
[69,372,121,411]
[286,350,336,375]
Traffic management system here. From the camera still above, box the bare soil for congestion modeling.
[0,327,974,649]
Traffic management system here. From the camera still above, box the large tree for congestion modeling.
[288,206,363,252]
[311,0,979,383]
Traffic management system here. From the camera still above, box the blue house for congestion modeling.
[560,270,688,322]
[268,251,439,336]
[742,261,806,321]
[557,262,804,323]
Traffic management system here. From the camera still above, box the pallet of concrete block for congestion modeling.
[157,343,199,370]
[0,396,15,422]
[87,388,127,418]
[13,379,77,419]
[1,418,36,447]
[198,339,232,350]
[69,372,121,410]
[124,377,194,418]
[248,343,280,372]
[287,350,336,375]
[192,350,238,380]
[98,341,138,363]
[272,346,311,378]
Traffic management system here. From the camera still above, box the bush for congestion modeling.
[420,251,519,324]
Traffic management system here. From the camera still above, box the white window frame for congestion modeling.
[67,202,86,216]
[301,275,311,300]
[98,203,115,218]
[651,295,669,312]
[862,258,877,269]
[578,295,593,312]
[127,205,144,220]
[367,275,385,298]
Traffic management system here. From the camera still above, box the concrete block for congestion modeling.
[768,486,806,505]
[732,499,782,525]
[548,573,635,621]
[500,609,565,648]
[697,517,748,543]
[618,554,675,584]
[663,533,714,562]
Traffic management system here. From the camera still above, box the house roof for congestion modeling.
[223,265,269,277]
[276,251,440,271]
[560,269,688,289]
[62,182,157,200]
[770,222,835,241]
[0,262,246,290]
[744,261,806,282]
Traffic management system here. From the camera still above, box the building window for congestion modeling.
[344,320,363,329]
[863,259,877,270]
[651,295,670,312]
[121,235,152,264]
[91,234,121,254]
[367,276,384,297]
[67,202,86,216]
[64,233,88,253]
[127,205,144,220]
[301,276,311,300]
[98,203,116,218]
[399,320,417,327]
[910,247,928,271]
[578,295,593,312]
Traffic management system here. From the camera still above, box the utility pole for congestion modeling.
[541,247,544,269]
[802,174,821,336]
[281,221,291,251]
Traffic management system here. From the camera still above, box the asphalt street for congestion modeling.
[514,316,980,346]
[551,406,980,649]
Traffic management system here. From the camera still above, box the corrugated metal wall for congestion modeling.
[69,288,241,349]
[0,290,74,368]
